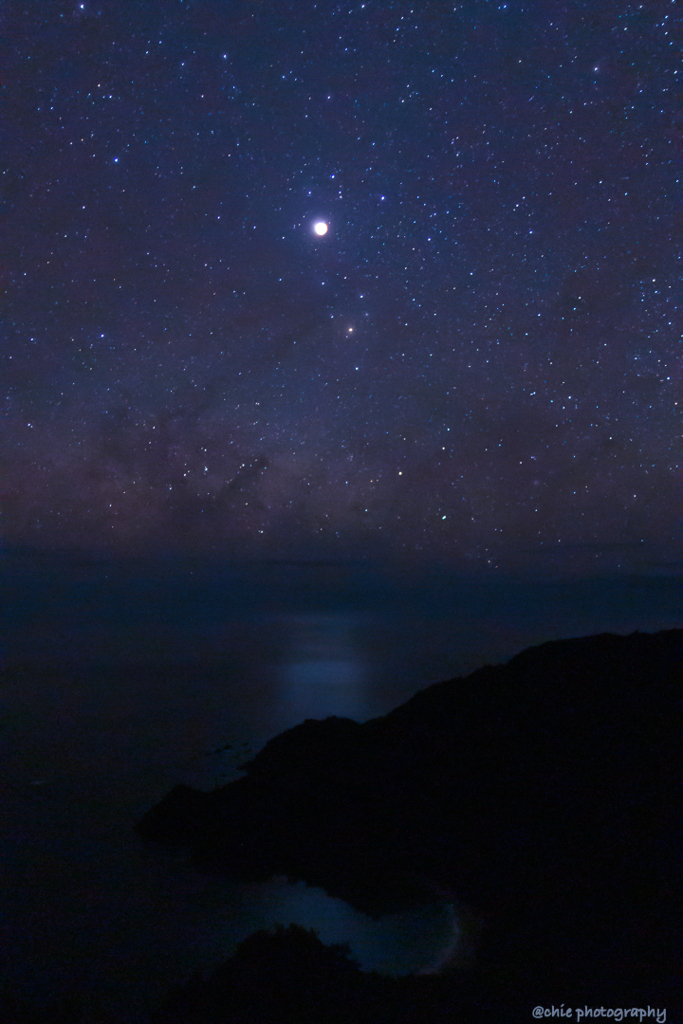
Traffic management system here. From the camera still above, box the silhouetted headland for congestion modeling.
[138,629,682,1015]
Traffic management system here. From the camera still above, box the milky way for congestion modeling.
[3,0,680,570]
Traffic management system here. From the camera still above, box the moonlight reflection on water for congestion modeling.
[1,553,681,1017]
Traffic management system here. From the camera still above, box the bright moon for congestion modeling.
[313,221,328,236]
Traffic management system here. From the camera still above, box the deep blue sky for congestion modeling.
[3,0,681,569]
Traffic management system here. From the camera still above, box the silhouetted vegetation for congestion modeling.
[152,923,488,1023]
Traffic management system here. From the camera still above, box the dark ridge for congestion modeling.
[150,923,489,1024]
[137,629,683,1013]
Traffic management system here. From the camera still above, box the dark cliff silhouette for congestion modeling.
[151,922,483,1024]
[138,629,683,1018]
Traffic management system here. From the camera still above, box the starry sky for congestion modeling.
[3,0,681,569]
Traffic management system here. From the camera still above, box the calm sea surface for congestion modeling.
[2,552,680,1021]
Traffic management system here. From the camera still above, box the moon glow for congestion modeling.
[313,221,328,236]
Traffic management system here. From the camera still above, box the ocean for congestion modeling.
[2,550,680,1021]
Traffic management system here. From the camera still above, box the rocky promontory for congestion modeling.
[137,629,683,1012]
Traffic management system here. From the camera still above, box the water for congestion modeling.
[1,550,680,1020]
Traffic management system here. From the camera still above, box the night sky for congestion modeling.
[4,0,681,568]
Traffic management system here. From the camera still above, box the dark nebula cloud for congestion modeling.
[3,0,680,568]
